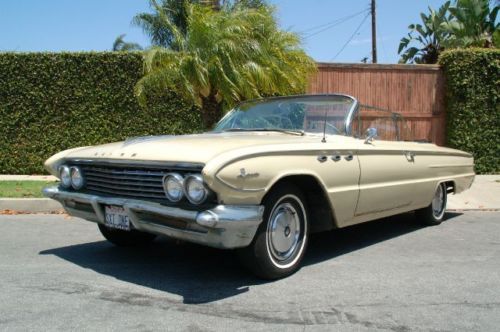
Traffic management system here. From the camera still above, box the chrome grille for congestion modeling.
[73,162,203,201]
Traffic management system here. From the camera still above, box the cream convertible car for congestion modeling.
[43,95,474,279]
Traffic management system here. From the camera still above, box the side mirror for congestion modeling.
[364,127,378,144]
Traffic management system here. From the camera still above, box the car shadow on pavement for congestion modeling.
[305,211,462,266]
[39,211,462,304]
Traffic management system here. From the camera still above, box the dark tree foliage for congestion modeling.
[0,53,202,174]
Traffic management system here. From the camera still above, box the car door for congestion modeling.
[353,139,424,223]
[354,112,422,222]
[319,144,361,227]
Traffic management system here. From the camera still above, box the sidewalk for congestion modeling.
[0,175,57,181]
[447,175,499,210]
[0,175,499,213]
[0,175,59,213]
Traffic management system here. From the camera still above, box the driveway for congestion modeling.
[1,212,499,331]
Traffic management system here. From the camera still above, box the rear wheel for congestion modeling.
[238,183,309,279]
[98,224,157,246]
[415,182,447,226]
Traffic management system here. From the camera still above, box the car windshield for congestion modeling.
[213,95,357,135]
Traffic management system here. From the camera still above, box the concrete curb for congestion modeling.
[0,198,63,213]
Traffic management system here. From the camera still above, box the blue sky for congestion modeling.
[0,0,447,63]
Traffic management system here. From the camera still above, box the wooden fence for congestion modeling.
[307,63,446,145]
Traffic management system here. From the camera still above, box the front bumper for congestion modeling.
[42,186,264,249]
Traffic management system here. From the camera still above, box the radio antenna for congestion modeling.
[321,108,328,143]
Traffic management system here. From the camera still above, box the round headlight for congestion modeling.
[59,165,71,188]
[184,174,208,205]
[163,173,184,202]
[70,166,84,190]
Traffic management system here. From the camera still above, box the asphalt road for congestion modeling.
[1,212,499,331]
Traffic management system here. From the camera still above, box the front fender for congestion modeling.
[44,146,91,177]
[204,152,328,205]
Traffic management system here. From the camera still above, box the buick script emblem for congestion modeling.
[237,168,259,179]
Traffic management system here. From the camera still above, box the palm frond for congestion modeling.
[135,2,315,126]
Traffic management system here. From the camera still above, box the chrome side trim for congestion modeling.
[429,164,474,168]
[355,150,473,158]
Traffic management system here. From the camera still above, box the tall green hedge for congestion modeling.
[439,48,500,174]
[0,53,202,174]
[2,51,498,174]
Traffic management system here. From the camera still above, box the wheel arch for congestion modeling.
[433,180,456,196]
[443,180,456,195]
[262,174,339,232]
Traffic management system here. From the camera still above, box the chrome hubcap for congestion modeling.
[268,202,301,261]
[432,184,445,217]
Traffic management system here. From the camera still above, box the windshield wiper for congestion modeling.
[220,128,305,136]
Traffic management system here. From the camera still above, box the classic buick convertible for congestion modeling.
[43,94,474,279]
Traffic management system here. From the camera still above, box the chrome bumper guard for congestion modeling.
[42,186,264,249]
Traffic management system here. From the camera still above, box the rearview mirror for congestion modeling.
[364,127,378,144]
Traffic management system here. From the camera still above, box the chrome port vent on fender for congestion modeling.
[70,161,203,201]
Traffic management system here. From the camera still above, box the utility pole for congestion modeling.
[371,0,377,63]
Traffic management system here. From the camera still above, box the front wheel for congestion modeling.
[415,182,447,226]
[238,183,309,279]
[98,224,157,247]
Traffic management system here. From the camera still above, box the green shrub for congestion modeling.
[0,52,203,174]
[439,48,500,174]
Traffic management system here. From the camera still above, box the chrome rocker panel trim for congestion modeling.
[42,186,264,249]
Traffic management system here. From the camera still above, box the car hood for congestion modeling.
[55,132,320,165]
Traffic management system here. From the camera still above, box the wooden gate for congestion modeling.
[307,63,446,145]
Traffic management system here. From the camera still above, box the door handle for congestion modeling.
[344,152,354,161]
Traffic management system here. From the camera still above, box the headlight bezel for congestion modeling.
[162,173,185,202]
[58,165,72,188]
[69,166,85,190]
[184,174,209,205]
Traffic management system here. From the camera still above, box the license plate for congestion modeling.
[104,206,130,231]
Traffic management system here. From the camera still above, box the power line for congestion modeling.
[302,9,369,39]
[300,8,370,39]
[330,12,371,61]
[300,8,368,33]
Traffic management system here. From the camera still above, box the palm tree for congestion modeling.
[112,34,143,51]
[398,1,452,64]
[135,3,316,128]
[227,0,267,9]
[132,0,268,50]
[132,0,192,50]
[398,0,499,63]
[442,0,499,48]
